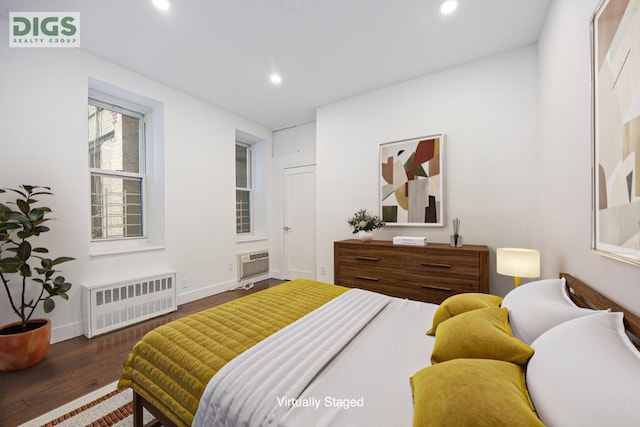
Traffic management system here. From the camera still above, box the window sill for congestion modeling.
[89,240,165,257]
[236,234,268,243]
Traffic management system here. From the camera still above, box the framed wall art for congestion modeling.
[591,0,640,265]
[379,134,443,227]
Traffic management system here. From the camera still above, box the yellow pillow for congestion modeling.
[426,293,503,335]
[410,359,544,427]
[430,307,533,365]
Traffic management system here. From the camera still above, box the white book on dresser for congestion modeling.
[392,236,427,246]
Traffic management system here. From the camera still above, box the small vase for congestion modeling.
[358,230,374,241]
[450,235,463,247]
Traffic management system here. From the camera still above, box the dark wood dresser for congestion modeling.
[334,239,489,304]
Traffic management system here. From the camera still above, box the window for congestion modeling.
[236,142,252,234]
[87,79,164,256]
[88,98,146,240]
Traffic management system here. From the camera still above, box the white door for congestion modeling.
[282,165,316,280]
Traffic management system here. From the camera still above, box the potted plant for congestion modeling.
[347,209,385,241]
[0,185,74,372]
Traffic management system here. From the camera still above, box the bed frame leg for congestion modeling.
[133,392,145,427]
[132,390,175,427]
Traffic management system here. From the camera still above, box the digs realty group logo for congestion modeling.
[10,12,80,47]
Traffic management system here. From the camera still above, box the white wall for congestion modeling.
[316,45,540,297]
[0,18,271,342]
[537,0,640,315]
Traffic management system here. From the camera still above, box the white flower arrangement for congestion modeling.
[347,209,385,233]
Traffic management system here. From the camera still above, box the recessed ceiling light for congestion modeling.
[270,73,283,85]
[439,0,459,15]
[152,0,171,11]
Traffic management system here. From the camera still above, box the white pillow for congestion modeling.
[527,312,640,427]
[501,278,595,344]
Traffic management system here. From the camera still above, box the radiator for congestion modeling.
[82,271,177,338]
[237,250,269,280]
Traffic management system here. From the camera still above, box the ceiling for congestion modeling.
[2,0,552,129]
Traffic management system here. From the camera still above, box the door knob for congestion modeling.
[283,226,292,231]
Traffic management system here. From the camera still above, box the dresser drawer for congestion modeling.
[337,246,480,283]
[402,253,480,282]
[336,244,406,268]
[338,265,477,293]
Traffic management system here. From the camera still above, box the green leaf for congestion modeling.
[0,203,12,220]
[33,226,50,235]
[16,199,29,215]
[40,258,52,269]
[19,263,32,277]
[32,247,49,253]
[0,257,20,273]
[17,230,33,239]
[59,283,72,293]
[17,241,31,261]
[9,212,30,222]
[43,298,55,313]
[29,208,45,222]
[58,291,69,300]
[22,185,34,193]
[54,276,65,285]
[52,256,75,265]
[30,187,51,195]
[0,223,20,232]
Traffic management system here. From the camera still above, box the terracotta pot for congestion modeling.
[0,319,51,372]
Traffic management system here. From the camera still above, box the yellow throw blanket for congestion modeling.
[118,279,348,427]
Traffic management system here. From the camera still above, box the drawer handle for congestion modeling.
[355,256,380,261]
[356,276,380,282]
[421,284,453,292]
[420,262,452,268]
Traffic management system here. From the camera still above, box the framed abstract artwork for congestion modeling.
[379,134,443,227]
[591,0,640,265]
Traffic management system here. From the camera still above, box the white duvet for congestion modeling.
[193,288,437,427]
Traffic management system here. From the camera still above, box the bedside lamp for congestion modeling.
[496,248,540,287]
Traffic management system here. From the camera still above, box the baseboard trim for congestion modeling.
[177,280,236,305]
[51,321,84,344]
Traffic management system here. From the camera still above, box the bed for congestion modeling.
[118,274,640,427]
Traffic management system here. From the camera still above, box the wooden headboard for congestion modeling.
[560,272,640,346]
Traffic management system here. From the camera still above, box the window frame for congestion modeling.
[88,96,148,242]
[236,141,253,235]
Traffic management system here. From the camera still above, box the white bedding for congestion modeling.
[193,288,437,427]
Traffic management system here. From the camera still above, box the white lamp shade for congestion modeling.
[496,248,540,278]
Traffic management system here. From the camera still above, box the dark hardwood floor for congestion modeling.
[0,278,284,426]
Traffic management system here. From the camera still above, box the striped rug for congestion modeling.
[20,382,154,427]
